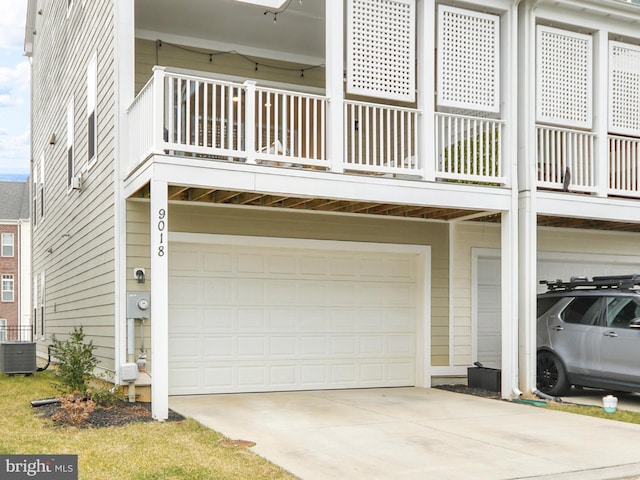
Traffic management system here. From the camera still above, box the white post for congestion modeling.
[501,209,519,398]
[150,178,169,421]
[593,30,609,198]
[418,0,435,181]
[516,0,538,394]
[326,0,344,173]
[244,81,257,164]
[152,66,167,155]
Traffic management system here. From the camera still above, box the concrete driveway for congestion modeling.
[169,388,640,480]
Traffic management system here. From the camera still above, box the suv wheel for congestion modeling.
[536,351,569,396]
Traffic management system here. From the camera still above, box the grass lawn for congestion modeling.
[547,402,640,424]
[0,371,297,480]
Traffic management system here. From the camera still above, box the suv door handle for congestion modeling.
[552,325,564,331]
[604,331,619,337]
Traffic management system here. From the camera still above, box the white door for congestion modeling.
[476,257,501,368]
[168,241,420,395]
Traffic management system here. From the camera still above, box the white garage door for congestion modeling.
[476,252,640,367]
[168,242,419,395]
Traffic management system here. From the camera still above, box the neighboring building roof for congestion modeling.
[0,181,30,221]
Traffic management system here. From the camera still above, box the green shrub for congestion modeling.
[51,326,98,394]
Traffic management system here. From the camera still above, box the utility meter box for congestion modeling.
[127,292,150,319]
[120,362,139,382]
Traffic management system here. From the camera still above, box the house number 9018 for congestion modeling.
[157,208,166,256]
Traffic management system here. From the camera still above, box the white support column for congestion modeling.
[516,0,538,394]
[501,209,519,398]
[326,0,344,173]
[500,0,521,399]
[417,0,435,181]
[150,178,169,421]
[518,193,537,393]
[593,30,609,198]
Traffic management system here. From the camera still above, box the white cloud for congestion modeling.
[0,0,28,52]
[0,61,30,106]
[0,129,30,174]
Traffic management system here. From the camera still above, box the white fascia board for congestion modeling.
[536,191,640,224]
[142,155,512,213]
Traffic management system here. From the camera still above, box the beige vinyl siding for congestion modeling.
[126,200,451,369]
[30,0,117,370]
[538,228,640,256]
[134,38,325,95]
[452,222,501,366]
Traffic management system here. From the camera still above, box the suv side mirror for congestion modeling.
[629,318,640,329]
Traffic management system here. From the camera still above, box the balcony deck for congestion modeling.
[127,68,508,188]
[126,67,640,203]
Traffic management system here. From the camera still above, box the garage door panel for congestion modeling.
[237,253,265,273]
[237,309,266,330]
[203,308,233,330]
[168,367,200,393]
[169,277,199,304]
[270,336,297,356]
[203,367,232,388]
[268,309,297,330]
[269,254,297,274]
[203,278,233,304]
[203,336,233,357]
[236,279,265,303]
[168,307,200,332]
[169,243,419,395]
[203,252,233,273]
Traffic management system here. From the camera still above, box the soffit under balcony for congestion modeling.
[135,0,325,64]
[130,184,500,223]
[538,215,640,233]
[128,185,640,232]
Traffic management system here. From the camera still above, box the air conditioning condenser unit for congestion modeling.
[0,342,36,375]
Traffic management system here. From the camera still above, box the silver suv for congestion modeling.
[537,274,640,396]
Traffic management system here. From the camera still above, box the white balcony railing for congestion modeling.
[434,113,505,184]
[344,100,421,177]
[609,135,640,198]
[536,125,596,193]
[127,67,507,187]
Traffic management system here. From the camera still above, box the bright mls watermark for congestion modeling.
[0,455,77,479]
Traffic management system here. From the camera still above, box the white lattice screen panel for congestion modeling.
[536,26,592,129]
[437,6,500,113]
[609,41,640,136]
[347,0,415,102]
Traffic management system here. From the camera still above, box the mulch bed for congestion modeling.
[434,384,502,400]
[34,400,185,428]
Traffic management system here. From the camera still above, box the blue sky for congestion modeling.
[0,0,30,175]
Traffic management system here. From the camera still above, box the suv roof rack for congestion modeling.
[541,274,640,291]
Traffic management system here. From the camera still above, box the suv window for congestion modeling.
[561,297,603,325]
[537,297,561,318]
[605,297,640,328]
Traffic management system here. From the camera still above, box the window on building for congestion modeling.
[39,272,45,336]
[67,99,75,189]
[87,54,97,165]
[1,233,14,257]
[1,275,14,302]
[39,158,45,220]
[33,275,41,337]
[32,169,38,228]
[0,319,6,342]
